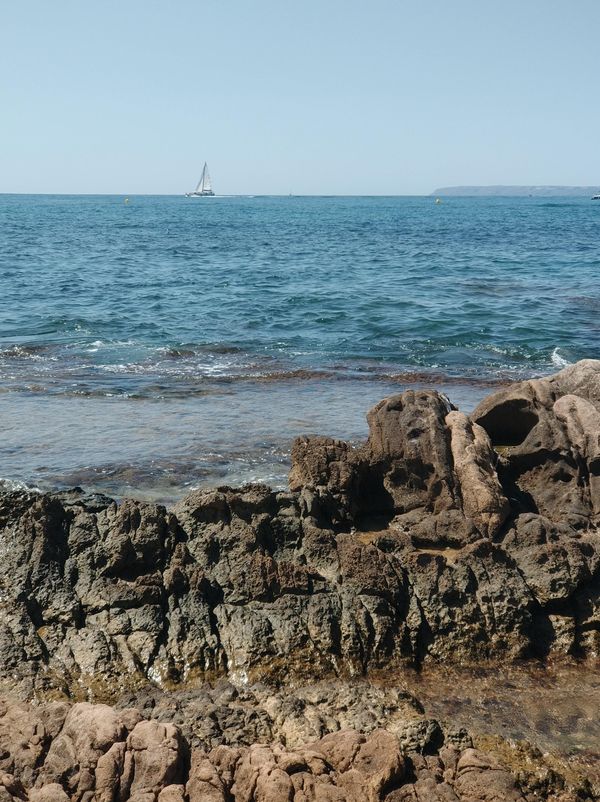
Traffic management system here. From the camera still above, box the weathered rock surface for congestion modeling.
[472,359,600,528]
[1,361,600,799]
[1,363,600,695]
[0,693,542,802]
[291,390,510,541]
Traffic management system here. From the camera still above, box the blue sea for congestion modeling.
[1,194,599,501]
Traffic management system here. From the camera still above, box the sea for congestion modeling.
[1,194,599,502]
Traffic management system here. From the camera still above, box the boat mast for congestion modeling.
[195,163,208,194]
[189,162,214,195]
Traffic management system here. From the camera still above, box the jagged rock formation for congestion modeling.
[1,362,600,696]
[1,361,600,800]
[472,359,600,528]
[290,389,510,540]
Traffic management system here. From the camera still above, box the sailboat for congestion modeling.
[186,162,215,197]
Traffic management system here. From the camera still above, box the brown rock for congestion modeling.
[454,748,524,801]
[157,786,185,802]
[314,729,405,802]
[473,359,600,528]
[126,720,184,800]
[0,702,50,788]
[0,774,27,802]
[94,742,128,802]
[40,703,127,798]
[445,411,509,538]
[186,750,228,802]
[28,785,69,802]
[365,390,457,518]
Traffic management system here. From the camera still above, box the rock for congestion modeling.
[1,368,600,687]
[547,359,600,409]
[157,786,185,802]
[0,774,27,802]
[289,436,359,527]
[0,362,600,800]
[445,411,509,538]
[472,359,600,528]
[553,394,600,517]
[364,391,458,517]
[28,785,69,802]
[0,701,52,788]
[454,749,525,800]
[125,720,185,801]
[319,729,405,802]
[186,749,229,802]
[0,696,593,801]
[290,390,509,544]
[40,703,128,796]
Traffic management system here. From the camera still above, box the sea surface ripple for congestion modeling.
[1,194,598,499]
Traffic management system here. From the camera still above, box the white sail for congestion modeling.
[202,164,212,192]
[195,163,212,194]
[186,162,215,196]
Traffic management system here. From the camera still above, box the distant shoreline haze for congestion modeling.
[432,186,600,197]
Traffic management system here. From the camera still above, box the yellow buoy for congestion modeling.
[124,197,130,204]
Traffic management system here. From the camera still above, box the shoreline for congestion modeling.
[0,373,504,503]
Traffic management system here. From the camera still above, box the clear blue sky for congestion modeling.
[2,0,599,195]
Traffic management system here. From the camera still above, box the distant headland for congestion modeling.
[431,185,599,196]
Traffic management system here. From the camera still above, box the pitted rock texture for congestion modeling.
[1,362,600,695]
[113,679,429,752]
[0,693,546,802]
[290,390,510,541]
[472,359,600,528]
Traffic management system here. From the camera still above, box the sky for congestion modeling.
[1,0,599,195]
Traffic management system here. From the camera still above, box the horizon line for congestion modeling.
[2,188,599,198]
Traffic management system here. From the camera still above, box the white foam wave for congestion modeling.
[0,477,40,493]
[551,347,571,368]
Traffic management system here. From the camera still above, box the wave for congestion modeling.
[0,477,40,493]
[551,347,572,369]
[0,332,583,401]
[0,365,514,400]
[0,344,51,359]
[156,343,245,358]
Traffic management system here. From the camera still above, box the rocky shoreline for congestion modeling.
[1,360,600,800]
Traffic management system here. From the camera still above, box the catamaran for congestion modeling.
[186,162,215,197]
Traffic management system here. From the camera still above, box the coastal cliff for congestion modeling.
[1,361,600,800]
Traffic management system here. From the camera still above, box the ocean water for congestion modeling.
[1,194,599,501]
